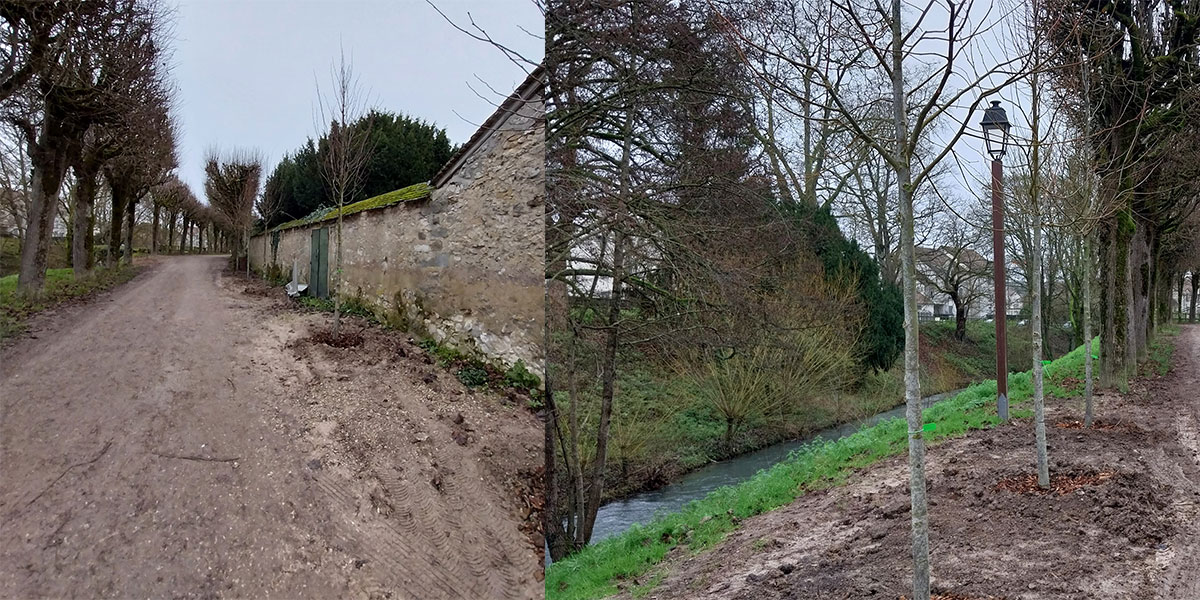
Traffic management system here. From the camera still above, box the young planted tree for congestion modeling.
[1027,8,1050,487]
[316,51,373,334]
[720,1,1033,595]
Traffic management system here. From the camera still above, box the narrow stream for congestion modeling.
[587,388,966,544]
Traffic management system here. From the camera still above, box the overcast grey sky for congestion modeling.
[170,0,543,198]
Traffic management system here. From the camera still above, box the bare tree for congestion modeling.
[6,0,171,291]
[915,218,990,341]
[0,123,31,244]
[151,175,192,254]
[717,1,1033,595]
[315,49,373,334]
[0,2,79,103]
[204,149,261,271]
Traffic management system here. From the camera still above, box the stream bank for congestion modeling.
[590,388,964,543]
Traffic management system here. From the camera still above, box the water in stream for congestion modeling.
[587,388,965,544]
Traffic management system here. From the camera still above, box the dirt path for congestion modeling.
[614,325,1200,600]
[0,255,542,599]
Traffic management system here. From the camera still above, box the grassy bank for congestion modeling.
[570,319,1069,503]
[0,265,139,340]
[546,330,1173,600]
[0,237,70,277]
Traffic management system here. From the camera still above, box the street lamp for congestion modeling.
[981,100,1011,421]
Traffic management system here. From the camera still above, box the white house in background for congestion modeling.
[914,245,1025,321]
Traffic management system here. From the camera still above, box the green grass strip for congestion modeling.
[546,336,1136,600]
[1,266,139,340]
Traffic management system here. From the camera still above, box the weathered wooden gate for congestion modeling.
[309,227,329,299]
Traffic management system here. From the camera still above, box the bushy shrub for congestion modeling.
[782,202,904,375]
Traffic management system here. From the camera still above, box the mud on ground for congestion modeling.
[234,272,545,598]
[620,326,1200,600]
[0,256,542,600]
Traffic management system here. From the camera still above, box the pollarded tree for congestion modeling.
[73,73,175,270]
[0,2,78,103]
[152,175,193,254]
[101,98,177,267]
[1043,0,1200,388]
[204,150,262,272]
[8,0,171,294]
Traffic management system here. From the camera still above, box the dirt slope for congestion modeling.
[619,325,1200,600]
[0,255,541,599]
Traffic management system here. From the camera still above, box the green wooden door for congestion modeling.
[309,227,329,299]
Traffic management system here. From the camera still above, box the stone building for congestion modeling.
[249,68,545,375]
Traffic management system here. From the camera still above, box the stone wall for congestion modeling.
[250,95,544,376]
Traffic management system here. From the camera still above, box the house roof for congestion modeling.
[915,245,990,272]
[430,65,545,188]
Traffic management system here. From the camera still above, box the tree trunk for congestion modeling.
[1178,272,1186,322]
[1029,66,1049,488]
[16,120,70,296]
[887,0,929,593]
[1190,272,1198,323]
[85,197,95,270]
[1032,220,1048,487]
[1084,234,1095,428]
[334,204,343,332]
[544,369,566,561]
[953,294,967,341]
[151,202,160,255]
[1124,225,1138,383]
[1099,201,1131,390]
[71,173,97,279]
[108,192,124,268]
[122,198,135,265]
[580,109,633,546]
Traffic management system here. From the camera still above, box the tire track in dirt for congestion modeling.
[241,273,543,599]
[1155,325,1200,600]
[1,256,354,598]
[306,421,534,599]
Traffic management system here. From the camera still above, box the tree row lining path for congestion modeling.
[0,255,542,599]
[612,325,1200,600]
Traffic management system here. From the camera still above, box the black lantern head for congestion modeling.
[980,100,1011,161]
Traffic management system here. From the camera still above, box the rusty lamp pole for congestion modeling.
[981,100,1012,421]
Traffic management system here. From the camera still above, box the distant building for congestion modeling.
[914,245,1025,321]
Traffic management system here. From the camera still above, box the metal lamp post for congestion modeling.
[981,100,1012,421]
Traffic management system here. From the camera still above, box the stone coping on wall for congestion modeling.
[266,181,432,234]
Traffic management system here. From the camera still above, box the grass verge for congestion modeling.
[545,333,1174,600]
[0,266,139,340]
